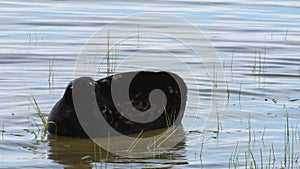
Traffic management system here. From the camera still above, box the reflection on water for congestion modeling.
[0,0,300,168]
[48,126,187,169]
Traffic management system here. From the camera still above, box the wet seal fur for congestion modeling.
[48,71,187,138]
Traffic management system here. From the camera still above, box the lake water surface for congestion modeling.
[0,1,300,168]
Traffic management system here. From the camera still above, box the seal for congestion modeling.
[48,71,187,138]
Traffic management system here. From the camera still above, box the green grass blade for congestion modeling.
[31,95,47,128]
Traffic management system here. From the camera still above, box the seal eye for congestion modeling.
[62,81,74,101]
[66,82,73,90]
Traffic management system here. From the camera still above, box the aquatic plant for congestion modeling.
[228,110,298,169]
[30,95,57,141]
[31,95,47,128]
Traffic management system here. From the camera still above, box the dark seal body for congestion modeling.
[48,71,187,138]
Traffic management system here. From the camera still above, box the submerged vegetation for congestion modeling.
[48,58,55,90]
[26,93,299,168]
[20,44,298,168]
[29,95,48,141]
[29,95,57,141]
[228,110,299,169]
[5,30,295,168]
[104,31,118,76]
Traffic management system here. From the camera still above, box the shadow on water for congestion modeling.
[48,125,188,169]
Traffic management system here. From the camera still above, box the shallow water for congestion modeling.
[1,0,300,168]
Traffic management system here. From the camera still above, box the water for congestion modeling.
[0,0,300,168]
